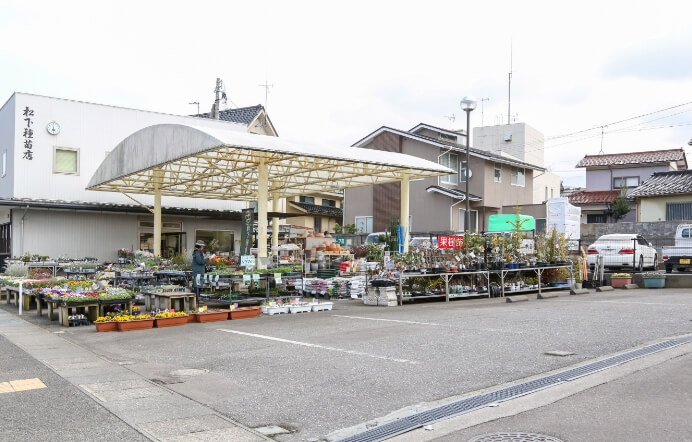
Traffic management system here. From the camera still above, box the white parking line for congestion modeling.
[218,329,419,364]
[556,299,689,306]
[331,315,439,326]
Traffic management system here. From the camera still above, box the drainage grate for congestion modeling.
[336,335,691,442]
[468,432,564,442]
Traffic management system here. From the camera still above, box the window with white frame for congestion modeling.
[354,216,373,233]
[613,176,639,189]
[494,163,502,182]
[458,209,478,232]
[510,166,525,186]
[439,152,458,184]
[54,147,79,175]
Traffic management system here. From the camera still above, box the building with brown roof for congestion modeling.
[570,148,688,223]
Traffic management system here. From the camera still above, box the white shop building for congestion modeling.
[0,92,279,265]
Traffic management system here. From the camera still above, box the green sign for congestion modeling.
[335,236,346,245]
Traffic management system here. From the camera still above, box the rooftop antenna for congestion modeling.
[598,125,607,154]
[258,78,274,109]
[507,40,513,125]
[479,97,490,127]
[443,114,455,128]
[189,101,200,115]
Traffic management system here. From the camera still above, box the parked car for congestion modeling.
[662,224,692,273]
[586,234,657,271]
[365,232,387,245]
[409,236,437,248]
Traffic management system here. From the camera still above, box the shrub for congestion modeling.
[4,263,28,278]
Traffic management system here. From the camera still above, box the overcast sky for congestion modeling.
[2,0,692,186]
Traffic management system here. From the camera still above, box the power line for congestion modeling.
[546,101,692,141]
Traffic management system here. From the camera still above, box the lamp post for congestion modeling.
[460,96,477,233]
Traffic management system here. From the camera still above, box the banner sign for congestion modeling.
[335,236,346,246]
[240,208,254,255]
[437,235,464,249]
[396,225,405,253]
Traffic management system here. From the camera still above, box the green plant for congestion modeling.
[612,273,631,278]
[641,272,665,278]
[333,224,343,234]
[610,183,631,222]
[365,243,384,262]
[4,262,28,278]
[344,224,357,234]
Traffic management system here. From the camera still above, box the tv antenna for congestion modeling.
[258,78,274,109]
[443,114,455,128]
[189,101,200,115]
[507,40,513,125]
[479,97,490,127]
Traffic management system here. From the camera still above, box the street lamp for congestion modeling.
[460,96,477,233]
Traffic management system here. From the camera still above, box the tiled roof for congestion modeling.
[192,105,264,125]
[629,170,692,198]
[575,148,686,168]
[353,126,544,171]
[426,185,482,201]
[568,190,621,205]
[288,201,343,217]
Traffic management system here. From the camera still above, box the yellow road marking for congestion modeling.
[0,378,46,393]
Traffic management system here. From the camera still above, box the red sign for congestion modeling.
[437,235,464,249]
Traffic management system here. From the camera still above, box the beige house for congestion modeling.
[284,192,343,233]
[344,124,543,234]
[629,170,692,222]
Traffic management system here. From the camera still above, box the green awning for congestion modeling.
[487,214,535,232]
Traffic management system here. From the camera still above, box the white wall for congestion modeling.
[0,94,15,198]
[473,122,544,168]
[533,171,562,204]
[8,93,250,211]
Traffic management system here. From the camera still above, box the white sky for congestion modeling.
[2,0,692,187]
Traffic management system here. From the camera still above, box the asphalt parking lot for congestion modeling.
[2,287,691,441]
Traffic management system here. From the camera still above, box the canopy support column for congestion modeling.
[257,160,269,269]
[400,172,410,253]
[153,169,163,257]
[272,190,280,259]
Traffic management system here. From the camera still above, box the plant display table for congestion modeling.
[58,302,99,327]
[143,291,197,313]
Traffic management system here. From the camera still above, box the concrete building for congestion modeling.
[473,122,561,205]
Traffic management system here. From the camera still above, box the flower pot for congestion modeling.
[574,282,582,290]
[116,319,154,331]
[289,304,312,314]
[229,306,261,319]
[195,310,230,323]
[154,316,189,327]
[311,302,334,312]
[643,277,665,289]
[610,277,631,288]
[95,321,117,332]
[264,305,289,315]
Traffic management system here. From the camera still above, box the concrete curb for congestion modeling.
[570,288,590,295]
[506,295,529,303]
[537,293,558,299]
[624,283,640,289]
[596,286,614,292]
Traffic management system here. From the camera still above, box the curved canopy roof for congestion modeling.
[87,124,453,199]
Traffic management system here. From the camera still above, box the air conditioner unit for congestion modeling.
[503,134,512,142]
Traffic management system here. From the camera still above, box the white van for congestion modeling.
[365,232,387,245]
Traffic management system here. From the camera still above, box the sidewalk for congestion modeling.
[0,309,269,441]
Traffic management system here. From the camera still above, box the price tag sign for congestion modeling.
[335,237,346,246]
[240,255,255,267]
[274,273,282,284]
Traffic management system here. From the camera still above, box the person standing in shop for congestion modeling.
[192,240,214,300]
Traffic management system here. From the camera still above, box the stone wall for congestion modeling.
[580,221,690,248]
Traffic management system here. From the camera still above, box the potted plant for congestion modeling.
[574,265,583,289]
[114,313,154,331]
[94,316,117,332]
[154,311,188,327]
[229,305,261,319]
[641,271,666,289]
[194,308,230,323]
[610,272,632,288]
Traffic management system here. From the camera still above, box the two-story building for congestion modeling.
[0,92,282,263]
[343,123,544,234]
[570,149,688,223]
[629,169,692,222]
